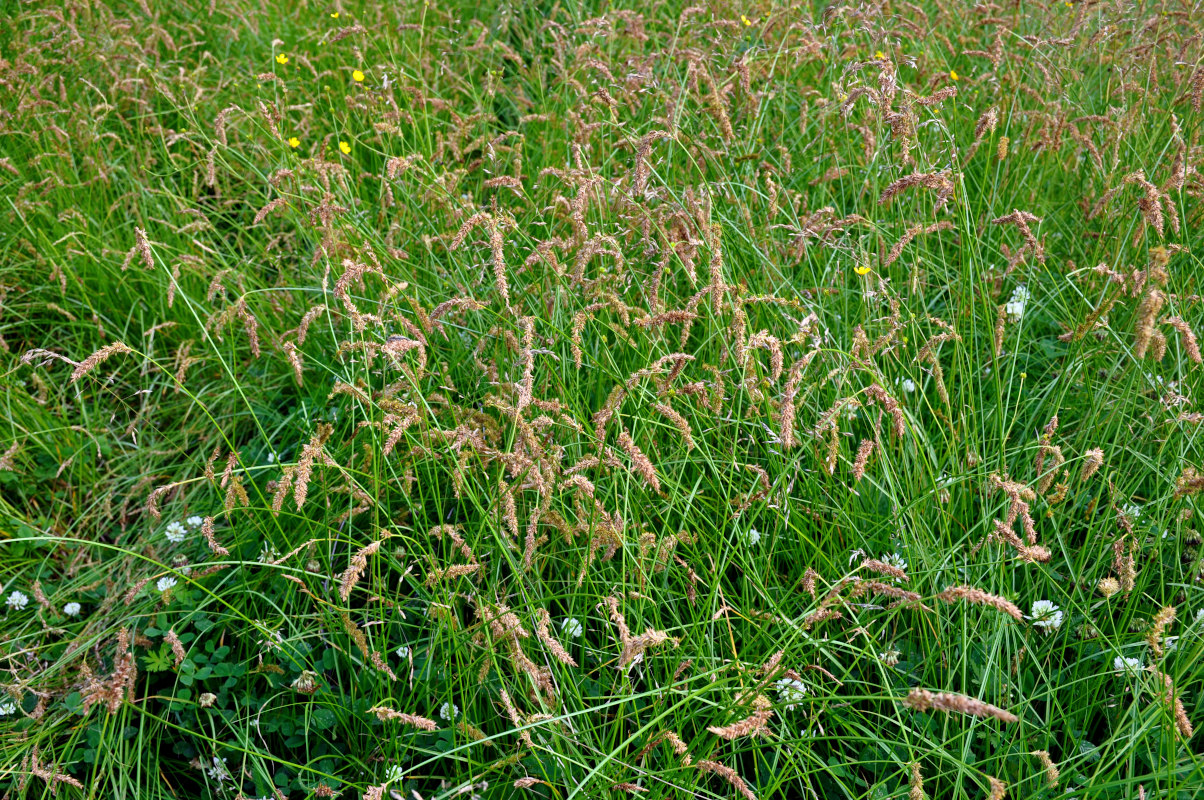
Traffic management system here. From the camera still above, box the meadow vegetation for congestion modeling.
[2,0,1204,798]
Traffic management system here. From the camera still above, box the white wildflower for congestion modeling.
[1030,600,1063,631]
[165,521,187,543]
[1113,656,1144,676]
[6,591,29,610]
[156,576,177,593]
[186,515,204,528]
[561,618,584,639]
[776,677,808,710]
[440,701,458,721]
[63,602,81,617]
[881,552,908,573]
[0,698,16,716]
[745,527,762,546]
[1006,285,1030,322]
[395,644,411,659]
[385,765,404,783]
[898,377,916,393]
[205,756,232,782]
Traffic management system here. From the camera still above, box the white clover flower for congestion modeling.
[1006,285,1030,322]
[881,552,908,573]
[186,516,203,528]
[1121,503,1141,519]
[257,543,281,563]
[385,765,404,783]
[1030,600,1063,631]
[440,701,458,721]
[0,699,16,716]
[206,756,232,782]
[776,677,808,710]
[165,521,187,543]
[395,644,411,659]
[745,528,762,546]
[898,377,916,393]
[157,576,177,593]
[1195,609,1204,626]
[1113,656,1144,676]
[63,602,81,617]
[6,591,29,610]
[561,618,584,639]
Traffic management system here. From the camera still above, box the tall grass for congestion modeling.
[2,1,1203,798]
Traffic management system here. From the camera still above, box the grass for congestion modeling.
[2,0,1204,798]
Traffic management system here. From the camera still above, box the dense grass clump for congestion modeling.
[2,1,1204,798]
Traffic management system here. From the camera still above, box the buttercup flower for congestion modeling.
[276,53,289,65]
[352,70,365,82]
[288,137,300,148]
[339,141,351,154]
[950,69,959,80]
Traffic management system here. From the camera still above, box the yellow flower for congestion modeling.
[740,14,752,26]
[331,11,340,17]
[276,53,289,65]
[288,137,300,148]
[352,69,365,82]
[854,265,872,276]
[875,50,885,60]
[339,140,351,154]
[950,69,959,81]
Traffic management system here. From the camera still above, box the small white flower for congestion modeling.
[1005,285,1031,323]
[1113,656,1144,676]
[776,677,808,710]
[6,591,29,610]
[395,644,411,659]
[898,378,916,393]
[745,528,762,546]
[186,516,203,528]
[1030,600,1063,631]
[385,765,404,783]
[206,756,232,782]
[266,452,277,464]
[258,543,281,563]
[1195,608,1204,626]
[561,618,584,639]
[157,576,177,593]
[440,701,458,721]
[881,552,908,573]
[165,521,187,543]
[1121,503,1142,519]
[0,699,16,716]
[63,602,81,617]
